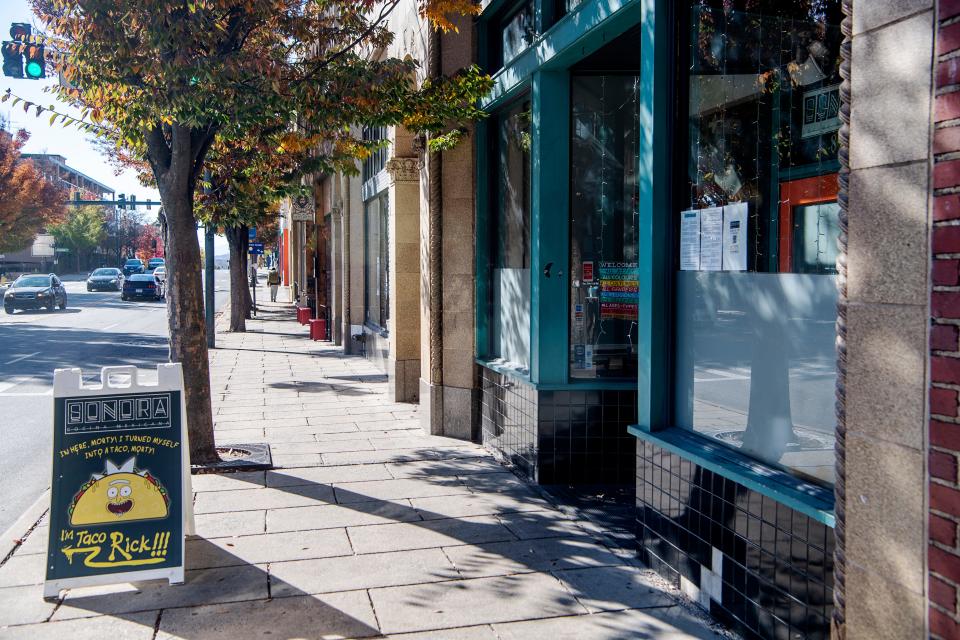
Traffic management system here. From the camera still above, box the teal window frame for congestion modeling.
[628,0,835,526]
[474,0,837,525]
[475,0,643,390]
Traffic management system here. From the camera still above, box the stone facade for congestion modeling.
[313,2,478,420]
[843,2,935,638]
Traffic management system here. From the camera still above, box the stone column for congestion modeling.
[329,205,343,346]
[842,4,934,638]
[386,155,422,403]
[420,20,479,440]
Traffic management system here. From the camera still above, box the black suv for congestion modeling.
[3,274,67,313]
[122,259,145,276]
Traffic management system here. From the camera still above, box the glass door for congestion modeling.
[568,74,641,380]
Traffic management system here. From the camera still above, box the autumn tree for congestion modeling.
[133,224,164,261]
[197,133,285,331]
[0,129,66,254]
[48,205,105,272]
[27,0,490,465]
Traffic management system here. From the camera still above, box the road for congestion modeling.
[0,269,230,534]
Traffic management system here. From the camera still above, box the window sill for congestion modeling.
[476,358,531,383]
[363,323,389,339]
[628,426,835,527]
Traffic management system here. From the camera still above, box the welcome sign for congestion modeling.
[44,364,193,599]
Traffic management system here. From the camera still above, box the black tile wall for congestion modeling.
[480,368,637,485]
[538,389,636,484]
[480,369,538,479]
[636,441,834,640]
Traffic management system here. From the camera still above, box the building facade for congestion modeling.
[289,0,955,638]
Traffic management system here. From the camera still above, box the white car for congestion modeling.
[153,266,166,283]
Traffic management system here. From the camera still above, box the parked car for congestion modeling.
[3,273,67,313]
[86,267,124,292]
[122,258,145,276]
[122,273,164,301]
[147,257,165,272]
[153,266,166,283]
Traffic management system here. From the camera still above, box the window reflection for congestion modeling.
[675,1,843,484]
[488,100,532,370]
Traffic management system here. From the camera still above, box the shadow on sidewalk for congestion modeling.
[185,466,702,638]
[54,539,381,639]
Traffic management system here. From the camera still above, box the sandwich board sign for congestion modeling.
[44,364,194,599]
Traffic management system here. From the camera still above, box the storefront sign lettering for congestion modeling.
[599,263,639,320]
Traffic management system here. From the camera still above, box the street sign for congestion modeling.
[44,364,194,600]
[248,242,264,255]
[290,193,315,222]
[248,227,257,241]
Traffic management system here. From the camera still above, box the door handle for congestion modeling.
[543,262,553,278]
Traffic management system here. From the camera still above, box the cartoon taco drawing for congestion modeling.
[68,457,170,526]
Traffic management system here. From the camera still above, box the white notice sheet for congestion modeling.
[679,209,701,271]
[700,207,724,271]
[722,202,749,271]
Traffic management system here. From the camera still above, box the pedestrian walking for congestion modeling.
[268,267,280,302]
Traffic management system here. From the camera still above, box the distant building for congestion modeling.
[0,152,114,274]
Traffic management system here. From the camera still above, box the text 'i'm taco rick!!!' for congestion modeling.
[68,457,170,526]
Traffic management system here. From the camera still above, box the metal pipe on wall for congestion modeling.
[428,24,443,386]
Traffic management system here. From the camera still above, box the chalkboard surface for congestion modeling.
[45,367,187,598]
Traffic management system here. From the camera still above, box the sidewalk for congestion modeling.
[0,287,726,639]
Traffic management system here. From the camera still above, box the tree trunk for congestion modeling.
[153,127,218,466]
[225,225,247,332]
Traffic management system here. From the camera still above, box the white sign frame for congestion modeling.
[44,364,194,600]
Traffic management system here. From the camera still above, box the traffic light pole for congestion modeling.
[205,224,216,349]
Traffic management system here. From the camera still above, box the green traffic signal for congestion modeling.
[25,58,42,79]
[24,44,44,78]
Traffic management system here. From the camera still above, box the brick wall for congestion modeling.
[931,2,960,637]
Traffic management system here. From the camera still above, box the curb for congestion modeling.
[0,490,50,566]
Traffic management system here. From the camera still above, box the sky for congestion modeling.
[1,2,229,255]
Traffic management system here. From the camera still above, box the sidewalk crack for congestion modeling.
[439,546,465,579]
[266,562,273,599]
[151,609,163,640]
[365,589,382,633]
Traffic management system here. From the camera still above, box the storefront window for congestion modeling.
[673,1,843,484]
[569,75,640,379]
[493,1,536,70]
[362,126,388,183]
[364,192,389,331]
[487,99,532,370]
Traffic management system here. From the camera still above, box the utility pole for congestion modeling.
[205,225,215,348]
[203,170,215,348]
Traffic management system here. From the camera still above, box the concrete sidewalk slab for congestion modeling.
[0,292,723,639]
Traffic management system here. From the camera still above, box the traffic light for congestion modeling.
[24,43,44,79]
[1,41,22,78]
[117,194,126,210]
[10,23,31,41]
[3,24,42,79]
[129,194,137,210]
[3,24,31,79]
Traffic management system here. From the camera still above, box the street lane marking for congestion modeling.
[5,351,40,365]
[102,323,120,331]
